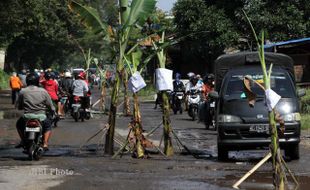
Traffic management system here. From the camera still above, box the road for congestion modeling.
[0,88,310,190]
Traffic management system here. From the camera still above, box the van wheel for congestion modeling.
[285,144,299,160]
[218,145,228,161]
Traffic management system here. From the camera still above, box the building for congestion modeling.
[264,37,310,85]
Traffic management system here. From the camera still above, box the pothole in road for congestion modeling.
[0,110,22,120]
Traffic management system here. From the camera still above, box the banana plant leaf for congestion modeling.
[69,1,108,35]
[124,0,156,28]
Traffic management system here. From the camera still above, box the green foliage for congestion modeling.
[0,69,9,90]
[172,0,310,72]
[69,1,108,35]
[124,0,157,27]
[300,88,310,114]
[173,0,239,71]
[301,114,310,130]
[137,83,156,97]
[0,0,117,71]
[238,0,310,42]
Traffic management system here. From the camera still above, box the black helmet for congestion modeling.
[26,72,39,86]
[203,73,215,83]
[45,72,52,80]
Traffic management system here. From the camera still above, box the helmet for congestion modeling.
[187,72,195,79]
[45,72,52,80]
[50,72,56,79]
[207,73,215,80]
[203,73,215,83]
[26,72,39,86]
[175,73,181,80]
[78,71,86,79]
[64,72,72,78]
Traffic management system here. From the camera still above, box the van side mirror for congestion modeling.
[297,88,306,97]
[208,91,219,99]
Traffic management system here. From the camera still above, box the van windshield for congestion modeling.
[224,73,295,100]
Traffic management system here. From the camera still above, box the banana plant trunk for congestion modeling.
[133,93,145,158]
[105,59,122,154]
[269,111,285,189]
[99,79,106,111]
[123,70,131,116]
[162,91,173,156]
[105,0,128,155]
[265,79,285,189]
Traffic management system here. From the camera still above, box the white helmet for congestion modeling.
[187,72,195,78]
[64,72,72,78]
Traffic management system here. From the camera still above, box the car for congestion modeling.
[213,52,305,161]
[72,68,85,79]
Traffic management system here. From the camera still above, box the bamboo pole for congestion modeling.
[233,152,272,189]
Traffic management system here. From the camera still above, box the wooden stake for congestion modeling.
[233,152,272,189]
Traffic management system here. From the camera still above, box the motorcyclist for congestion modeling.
[185,74,203,93]
[41,72,60,115]
[15,73,55,151]
[201,73,215,127]
[202,73,215,100]
[58,71,74,117]
[172,73,185,108]
[72,71,90,110]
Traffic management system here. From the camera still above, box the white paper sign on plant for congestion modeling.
[265,88,281,111]
[128,71,146,93]
[155,68,173,91]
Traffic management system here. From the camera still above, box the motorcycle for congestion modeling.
[204,91,219,130]
[187,88,202,121]
[72,96,90,122]
[22,113,46,160]
[172,91,184,114]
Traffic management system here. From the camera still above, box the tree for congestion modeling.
[0,0,116,71]
[173,0,239,73]
[172,0,310,73]
[236,0,310,43]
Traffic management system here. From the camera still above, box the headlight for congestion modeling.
[282,113,301,122]
[218,114,242,123]
[279,102,292,114]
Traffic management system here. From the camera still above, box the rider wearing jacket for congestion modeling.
[15,73,55,150]
[58,71,74,117]
[72,71,90,109]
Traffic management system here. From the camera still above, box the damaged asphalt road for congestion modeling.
[1,89,310,190]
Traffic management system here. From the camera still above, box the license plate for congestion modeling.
[249,125,269,133]
[210,102,215,107]
[72,104,81,108]
[25,127,40,132]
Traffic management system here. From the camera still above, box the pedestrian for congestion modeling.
[9,72,23,104]
[18,69,27,87]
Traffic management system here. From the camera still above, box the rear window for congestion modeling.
[224,73,295,99]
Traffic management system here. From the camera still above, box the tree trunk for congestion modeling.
[162,91,173,156]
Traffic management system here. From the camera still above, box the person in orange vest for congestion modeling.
[9,72,23,104]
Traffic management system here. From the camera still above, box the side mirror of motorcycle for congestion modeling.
[208,91,219,99]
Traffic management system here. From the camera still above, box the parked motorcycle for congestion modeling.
[172,91,185,114]
[187,88,202,121]
[72,96,90,122]
[22,113,46,160]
